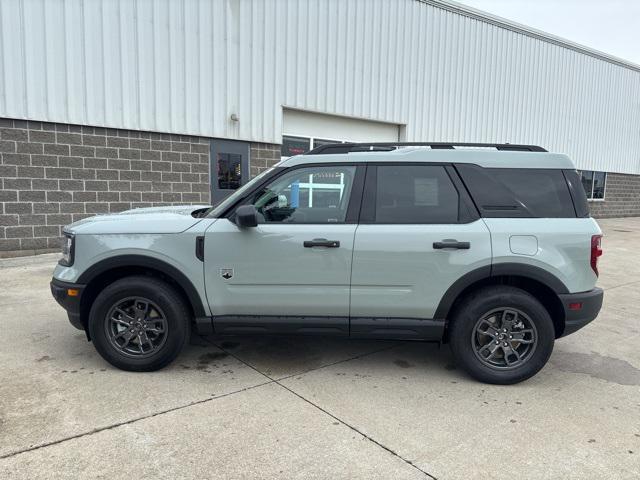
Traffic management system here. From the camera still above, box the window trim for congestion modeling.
[225,163,366,225]
[359,163,479,225]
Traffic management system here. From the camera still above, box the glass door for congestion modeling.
[211,140,250,204]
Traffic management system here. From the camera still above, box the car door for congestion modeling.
[203,163,364,335]
[350,163,492,339]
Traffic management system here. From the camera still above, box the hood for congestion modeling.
[66,205,211,235]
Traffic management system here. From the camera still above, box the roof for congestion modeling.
[280,147,576,169]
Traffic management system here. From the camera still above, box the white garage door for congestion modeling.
[282,109,400,158]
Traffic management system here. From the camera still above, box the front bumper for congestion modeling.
[557,287,603,337]
[50,278,86,331]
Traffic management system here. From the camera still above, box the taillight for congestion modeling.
[591,235,603,276]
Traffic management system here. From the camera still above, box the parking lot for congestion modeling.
[0,217,639,479]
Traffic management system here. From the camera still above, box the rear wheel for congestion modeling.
[88,276,190,371]
[448,286,555,384]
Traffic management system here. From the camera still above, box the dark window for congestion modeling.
[217,153,242,189]
[251,166,356,224]
[456,165,575,218]
[374,165,459,223]
[563,170,590,218]
[281,136,311,157]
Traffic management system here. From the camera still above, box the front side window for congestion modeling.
[208,167,275,217]
[375,165,460,223]
[250,166,356,224]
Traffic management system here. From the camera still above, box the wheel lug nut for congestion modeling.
[503,342,508,346]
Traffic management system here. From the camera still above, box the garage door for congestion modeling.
[282,109,400,158]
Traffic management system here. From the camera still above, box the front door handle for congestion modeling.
[433,239,470,250]
[303,238,340,248]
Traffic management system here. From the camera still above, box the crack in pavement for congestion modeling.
[602,279,640,291]
[0,340,398,462]
[0,380,273,460]
[207,338,438,479]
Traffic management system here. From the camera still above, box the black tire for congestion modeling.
[448,285,555,385]
[88,276,191,372]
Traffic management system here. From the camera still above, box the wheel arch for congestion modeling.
[77,255,207,335]
[436,264,568,338]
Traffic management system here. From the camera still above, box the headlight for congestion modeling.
[59,232,75,266]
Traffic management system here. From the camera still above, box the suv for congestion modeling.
[51,142,603,384]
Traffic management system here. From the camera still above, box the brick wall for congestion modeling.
[589,173,640,218]
[0,118,211,256]
[250,142,281,177]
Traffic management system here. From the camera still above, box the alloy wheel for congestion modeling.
[105,297,168,358]
[471,308,538,369]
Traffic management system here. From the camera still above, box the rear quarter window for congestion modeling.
[456,164,576,218]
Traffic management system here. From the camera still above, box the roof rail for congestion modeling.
[306,142,547,155]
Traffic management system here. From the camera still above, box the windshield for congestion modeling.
[208,167,276,217]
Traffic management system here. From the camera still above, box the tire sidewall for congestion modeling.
[450,287,555,384]
[89,277,189,371]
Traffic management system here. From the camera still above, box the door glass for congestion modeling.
[375,165,459,223]
[217,153,242,189]
[251,166,356,223]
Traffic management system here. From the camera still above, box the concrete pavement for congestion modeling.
[1,218,639,479]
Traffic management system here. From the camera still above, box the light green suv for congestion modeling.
[51,142,604,384]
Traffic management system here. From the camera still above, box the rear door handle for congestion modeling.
[433,239,470,250]
[303,238,340,248]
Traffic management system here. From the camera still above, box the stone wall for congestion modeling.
[250,142,282,177]
[589,173,640,219]
[0,118,210,256]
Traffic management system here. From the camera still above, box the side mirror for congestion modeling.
[235,205,258,228]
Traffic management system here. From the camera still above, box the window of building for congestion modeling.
[251,166,356,224]
[281,135,346,158]
[217,153,242,190]
[579,170,607,200]
[374,165,459,223]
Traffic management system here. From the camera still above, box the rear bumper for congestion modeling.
[557,287,603,337]
[50,278,85,331]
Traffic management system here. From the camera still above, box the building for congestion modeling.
[1,0,639,256]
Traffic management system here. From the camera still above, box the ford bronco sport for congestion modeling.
[51,142,603,384]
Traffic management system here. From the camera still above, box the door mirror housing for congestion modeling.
[235,205,259,228]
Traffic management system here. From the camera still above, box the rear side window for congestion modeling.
[563,169,589,217]
[456,164,576,218]
[374,165,459,223]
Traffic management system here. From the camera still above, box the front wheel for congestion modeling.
[448,286,555,384]
[88,276,191,371]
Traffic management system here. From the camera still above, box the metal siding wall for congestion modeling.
[0,0,639,173]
